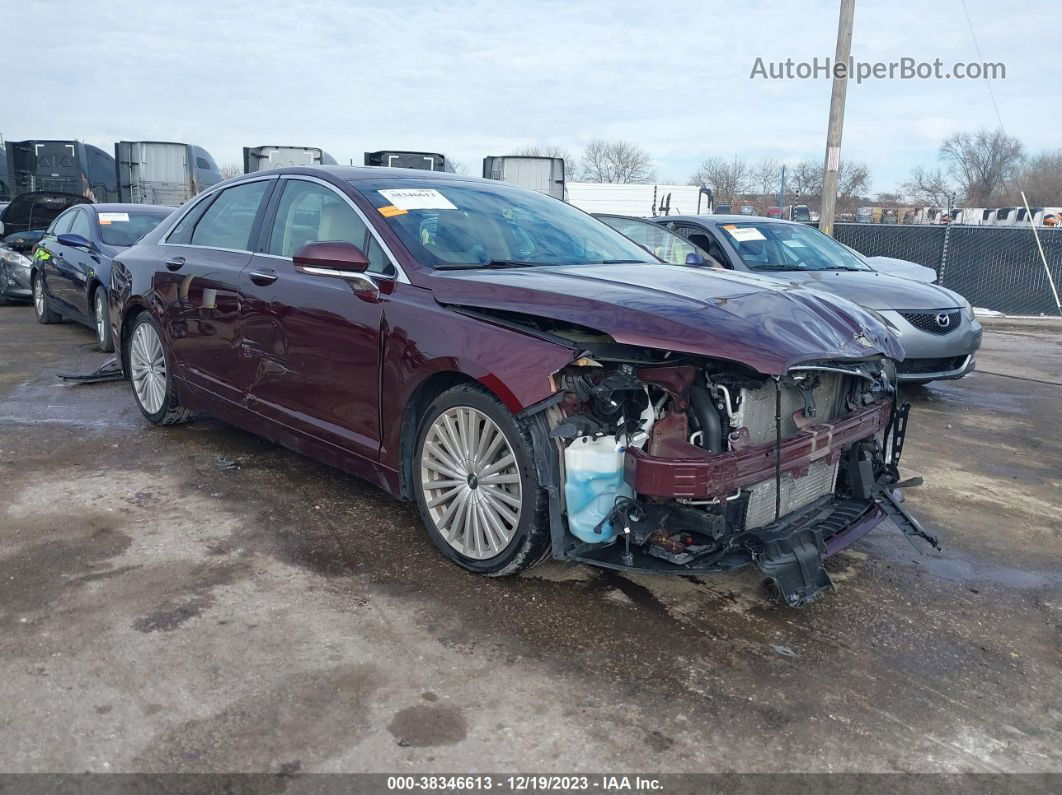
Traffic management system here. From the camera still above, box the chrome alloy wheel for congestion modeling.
[129,322,167,415]
[95,293,107,344]
[33,278,45,317]
[420,407,522,559]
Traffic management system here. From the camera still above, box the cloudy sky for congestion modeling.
[4,1,1056,193]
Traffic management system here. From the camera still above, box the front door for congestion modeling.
[51,208,95,317]
[238,176,393,460]
[155,178,274,405]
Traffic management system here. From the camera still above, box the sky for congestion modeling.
[4,0,1058,195]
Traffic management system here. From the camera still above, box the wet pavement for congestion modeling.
[0,306,1059,773]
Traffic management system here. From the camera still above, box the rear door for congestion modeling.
[156,177,275,404]
[238,175,395,459]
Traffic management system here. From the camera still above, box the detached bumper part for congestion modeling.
[754,527,833,607]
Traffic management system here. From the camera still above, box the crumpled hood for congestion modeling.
[428,263,904,375]
[769,269,963,310]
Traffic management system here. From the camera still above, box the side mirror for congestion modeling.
[685,252,706,266]
[293,241,370,274]
[58,233,94,251]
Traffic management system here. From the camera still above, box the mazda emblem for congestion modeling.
[935,313,951,328]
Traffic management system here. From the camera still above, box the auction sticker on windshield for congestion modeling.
[98,212,130,224]
[378,188,457,211]
[723,225,766,242]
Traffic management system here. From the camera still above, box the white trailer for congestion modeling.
[115,141,222,206]
[243,145,337,172]
[483,156,565,199]
[563,183,709,217]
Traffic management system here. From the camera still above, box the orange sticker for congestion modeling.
[99,219,111,224]
[378,205,408,217]
[722,224,737,230]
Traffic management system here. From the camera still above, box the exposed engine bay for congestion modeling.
[529,346,939,606]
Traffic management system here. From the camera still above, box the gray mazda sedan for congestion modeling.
[654,215,982,384]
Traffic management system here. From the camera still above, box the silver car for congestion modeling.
[654,215,982,384]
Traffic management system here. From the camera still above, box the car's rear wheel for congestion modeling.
[413,384,550,575]
[94,288,114,352]
[127,313,193,425]
[33,274,61,324]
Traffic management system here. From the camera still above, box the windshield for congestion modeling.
[719,221,872,272]
[596,215,714,266]
[353,178,656,268]
[97,210,170,246]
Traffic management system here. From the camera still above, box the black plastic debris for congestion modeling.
[57,357,124,384]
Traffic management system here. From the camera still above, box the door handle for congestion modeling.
[249,269,278,286]
[165,256,186,272]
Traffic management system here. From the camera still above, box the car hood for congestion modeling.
[428,263,904,375]
[865,256,937,284]
[0,191,90,236]
[762,269,962,310]
[2,228,46,252]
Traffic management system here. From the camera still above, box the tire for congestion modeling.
[92,287,115,352]
[126,312,194,425]
[33,273,61,324]
[413,383,550,576]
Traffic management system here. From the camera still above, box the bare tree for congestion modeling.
[1012,150,1062,206]
[218,162,243,179]
[901,166,955,207]
[578,139,656,183]
[515,145,579,180]
[787,160,821,201]
[689,156,752,203]
[939,127,1024,205]
[752,158,780,200]
[838,161,871,199]
[784,159,868,210]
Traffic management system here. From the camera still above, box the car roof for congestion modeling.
[664,214,806,226]
[244,165,479,183]
[86,203,174,215]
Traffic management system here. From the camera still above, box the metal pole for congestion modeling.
[819,0,855,237]
[778,164,786,219]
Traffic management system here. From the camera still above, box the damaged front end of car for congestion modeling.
[516,334,937,607]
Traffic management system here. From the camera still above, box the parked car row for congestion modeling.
[4,165,970,605]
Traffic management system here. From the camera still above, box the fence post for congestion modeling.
[939,223,952,284]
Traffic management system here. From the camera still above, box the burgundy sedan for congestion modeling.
[110,167,936,606]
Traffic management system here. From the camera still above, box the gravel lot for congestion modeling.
[0,305,1059,774]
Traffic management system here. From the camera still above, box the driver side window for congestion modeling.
[268,180,395,276]
[678,226,732,269]
[47,210,77,237]
[68,210,92,239]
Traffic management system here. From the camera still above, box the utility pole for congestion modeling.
[819,0,855,237]
[778,164,786,220]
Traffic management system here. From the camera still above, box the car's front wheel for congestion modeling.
[93,288,114,352]
[126,312,193,425]
[33,274,61,324]
[413,384,550,576]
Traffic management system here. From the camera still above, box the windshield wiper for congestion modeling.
[595,259,648,264]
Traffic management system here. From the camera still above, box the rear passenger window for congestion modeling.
[267,180,370,259]
[190,181,269,250]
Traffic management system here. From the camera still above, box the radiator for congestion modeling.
[731,373,842,446]
[743,458,840,529]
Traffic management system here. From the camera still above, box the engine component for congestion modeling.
[689,384,724,452]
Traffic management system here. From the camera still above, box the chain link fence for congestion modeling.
[834,223,1062,316]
